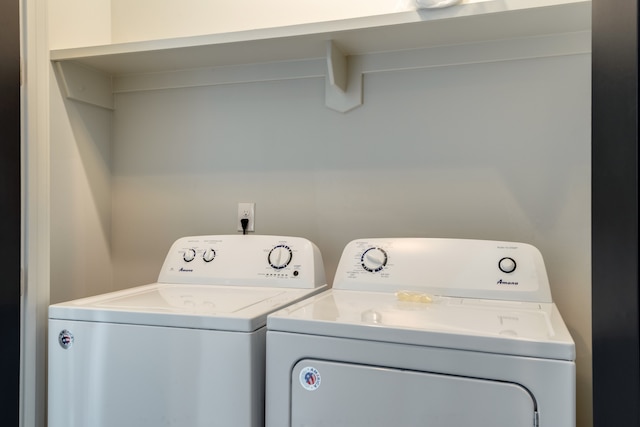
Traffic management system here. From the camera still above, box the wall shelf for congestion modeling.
[51,0,591,112]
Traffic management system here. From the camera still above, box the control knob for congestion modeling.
[361,247,388,272]
[498,257,517,273]
[183,248,196,262]
[202,248,216,263]
[269,245,293,269]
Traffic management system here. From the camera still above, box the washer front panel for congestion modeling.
[49,319,266,427]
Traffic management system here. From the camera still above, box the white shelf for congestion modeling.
[50,0,591,111]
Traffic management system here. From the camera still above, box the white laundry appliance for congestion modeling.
[266,238,575,427]
[48,234,327,427]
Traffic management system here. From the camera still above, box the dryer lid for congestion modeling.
[267,289,575,361]
[49,283,328,332]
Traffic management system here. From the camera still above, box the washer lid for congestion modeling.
[49,283,328,332]
[267,289,575,361]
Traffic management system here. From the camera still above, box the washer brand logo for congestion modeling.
[299,367,321,391]
[58,330,74,349]
[497,279,519,286]
[179,268,194,272]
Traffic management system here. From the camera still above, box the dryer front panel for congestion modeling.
[291,359,536,427]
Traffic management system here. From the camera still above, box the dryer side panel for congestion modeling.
[291,359,536,427]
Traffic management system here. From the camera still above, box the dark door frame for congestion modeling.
[0,0,22,425]
[592,0,639,425]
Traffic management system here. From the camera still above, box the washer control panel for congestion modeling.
[334,238,552,303]
[157,235,326,289]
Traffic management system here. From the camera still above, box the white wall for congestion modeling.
[49,72,114,304]
[49,0,491,47]
[109,0,415,43]
[47,0,111,49]
[48,0,418,48]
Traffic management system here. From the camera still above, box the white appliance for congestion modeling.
[266,238,575,427]
[48,235,327,427]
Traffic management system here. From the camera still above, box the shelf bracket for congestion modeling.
[325,40,362,113]
[55,61,114,110]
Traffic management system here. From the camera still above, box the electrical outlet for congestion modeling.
[237,202,255,232]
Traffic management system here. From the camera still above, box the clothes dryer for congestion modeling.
[266,238,575,427]
[48,235,327,427]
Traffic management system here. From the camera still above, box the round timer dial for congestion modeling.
[361,247,388,272]
[268,245,293,269]
[183,248,196,262]
[202,248,216,263]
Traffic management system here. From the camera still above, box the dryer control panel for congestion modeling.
[333,238,551,303]
[157,235,326,289]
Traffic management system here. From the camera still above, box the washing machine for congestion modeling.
[48,234,327,427]
[266,238,575,427]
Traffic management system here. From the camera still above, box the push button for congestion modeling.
[498,257,517,273]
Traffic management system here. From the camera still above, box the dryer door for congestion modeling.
[291,360,536,427]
